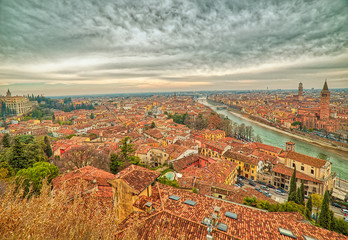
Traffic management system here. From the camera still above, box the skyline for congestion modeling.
[1,0,348,96]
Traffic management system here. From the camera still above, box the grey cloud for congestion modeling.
[0,0,347,94]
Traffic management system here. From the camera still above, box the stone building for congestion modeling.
[0,89,33,116]
[273,141,336,195]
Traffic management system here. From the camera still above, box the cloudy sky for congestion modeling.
[0,0,348,96]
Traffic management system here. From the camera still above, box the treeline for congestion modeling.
[28,95,95,112]
[166,112,262,142]
[0,134,57,196]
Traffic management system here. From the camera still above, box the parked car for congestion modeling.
[267,184,275,189]
[277,188,286,193]
[275,189,285,196]
[341,209,348,214]
[344,218,348,223]
[239,175,246,180]
[237,181,244,186]
[249,181,256,186]
[254,187,262,193]
[260,185,269,190]
[235,184,241,187]
[263,191,271,197]
[331,202,342,208]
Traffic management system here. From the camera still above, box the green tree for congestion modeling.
[288,166,297,202]
[305,195,312,219]
[44,136,53,158]
[312,193,323,223]
[120,136,135,161]
[318,190,331,229]
[299,182,305,205]
[296,187,302,204]
[243,196,258,207]
[150,121,156,129]
[90,113,95,119]
[16,162,59,196]
[9,138,28,172]
[329,210,335,231]
[2,133,11,148]
[110,153,123,174]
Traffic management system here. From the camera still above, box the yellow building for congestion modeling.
[0,89,33,116]
[202,129,226,141]
[223,150,260,181]
[108,165,160,222]
[277,142,335,195]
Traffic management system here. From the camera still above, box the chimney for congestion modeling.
[286,141,295,152]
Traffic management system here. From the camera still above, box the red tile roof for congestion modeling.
[116,165,160,194]
[116,183,346,240]
[279,151,327,168]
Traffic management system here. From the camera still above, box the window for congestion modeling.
[311,169,314,174]
[301,166,304,171]
[292,163,295,168]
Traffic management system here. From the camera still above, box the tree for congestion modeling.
[150,121,156,129]
[16,162,59,196]
[208,114,223,130]
[120,136,135,161]
[243,196,258,207]
[312,193,323,223]
[2,133,10,148]
[299,182,305,205]
[110,153,123,174]
[288,166,297,202]
[44,136,53,158]
[296,187,302,204]
[305,195,312,219]
[90,113,95,119]
[254,134,262,143]
[57,145,109,172]
[9,137,29,172]
[329,210,335,231]
[318,190,331,229]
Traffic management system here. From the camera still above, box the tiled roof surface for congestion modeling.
[252,142,283,154]
[116,183,346,240]
[116,165,160,194]
[172,155,199,172]
[279,151,327,168]
[223,150,260,166]
[52,166,115,203]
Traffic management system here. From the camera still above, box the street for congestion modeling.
[237,177,347,219]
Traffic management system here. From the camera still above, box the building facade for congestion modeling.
[0,89,33,116]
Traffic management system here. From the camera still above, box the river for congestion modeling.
[198,99,348,180]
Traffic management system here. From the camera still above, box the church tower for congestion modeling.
[298,82,303,101]
[320,80,330,120]
[6,89,11,98]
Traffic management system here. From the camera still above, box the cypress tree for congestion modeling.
[329,210,335,231]
[296,187,301,204]
[44,136,53,158]
[318,190,331,229]
[288,166,297,202]
[2,133,11,148]
[300,182,305,205]
[305,195,312,219]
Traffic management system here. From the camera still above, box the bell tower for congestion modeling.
[320,80,330,120]
[298,82,303,101]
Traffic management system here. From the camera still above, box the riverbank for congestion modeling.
[228,108,348,153]
[203,99,348,155]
